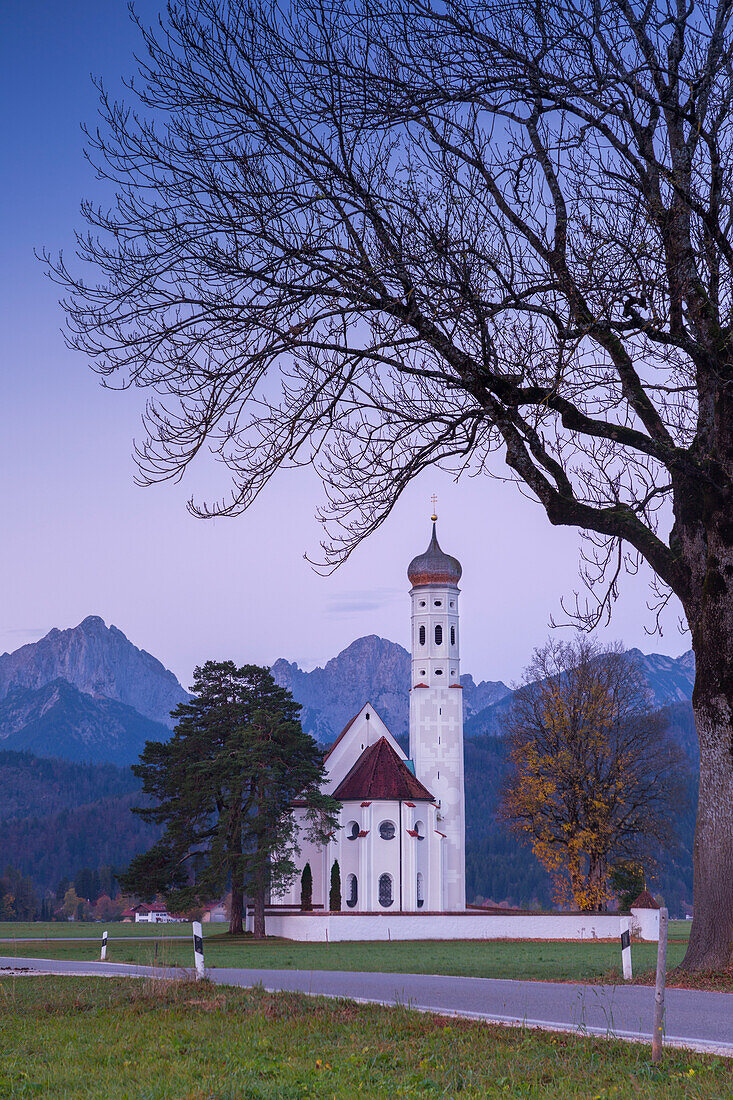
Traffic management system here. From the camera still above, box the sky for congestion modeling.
[0,0,691,690]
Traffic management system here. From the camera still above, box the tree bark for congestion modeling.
[252,889,266,940]
[678,501,733,971]
[680,604,733,969]
[229,881,244,936]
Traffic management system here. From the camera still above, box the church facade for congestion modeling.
[277,519,466,914]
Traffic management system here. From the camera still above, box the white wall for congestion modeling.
[259,910,659,941]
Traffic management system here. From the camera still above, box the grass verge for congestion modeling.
[0,975,730,1098]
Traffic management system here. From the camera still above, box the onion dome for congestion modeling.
[407,522,462,587]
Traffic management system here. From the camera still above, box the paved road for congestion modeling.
[1,956,731,1056]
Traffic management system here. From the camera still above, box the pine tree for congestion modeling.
[119,662,339,937]
[329,860,341,912]
[300,862,313,912]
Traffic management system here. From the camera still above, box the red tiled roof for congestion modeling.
[333,737,435,801]
[630,889,660,909]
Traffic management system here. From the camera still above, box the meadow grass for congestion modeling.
[0,921,211,940]
[0,975,729,1098]
[0,933,693,983]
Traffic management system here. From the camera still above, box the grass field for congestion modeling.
[0,927,713,989]
[2,921,724,992]
[0,921,218,940]
[0,975,729,1098]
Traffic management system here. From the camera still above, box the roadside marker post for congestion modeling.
[100,930,108,962]
[620,918,632,980]
[652,907,669,1063]
[192,921,205,979]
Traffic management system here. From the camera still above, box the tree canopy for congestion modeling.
[499,638,688,910]
[119,661,339,936]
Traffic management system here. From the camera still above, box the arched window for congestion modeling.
[417,872,425,909]
[435,624,443,645]
[419,625,426,645]
[378,873,393,908]
[346,874,358,908]
[414,820,425,840]
[379,820,396,840]
[450,626,456,645]
[347,821,360,840]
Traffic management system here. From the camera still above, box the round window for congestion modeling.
[379,821,396,840]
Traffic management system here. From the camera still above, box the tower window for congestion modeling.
[435,668,443,675]
[419,600,426,607]
[450,601,455,608]
[378,873,394,908]
[347,821,360,840]
[420,669,426,676]
[379,820,396,840]
[415,820,425,840]
[346,874,358,908]
[450,626,456,645]
[419,625,426,645]
[417,871,424,908]
[435,624,443,645]
[434,599,442,607]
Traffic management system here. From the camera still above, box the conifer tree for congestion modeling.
[300,862,313,912]
[119,662,339,937]
[329,860,341,912]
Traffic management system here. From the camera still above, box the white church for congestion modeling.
[264,519,658,943]
[277,515,466,916]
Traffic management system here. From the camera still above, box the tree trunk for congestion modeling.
[679,624,733,969]
[229,882,244,936]
[678,511,733,971]
[252,888,266,939]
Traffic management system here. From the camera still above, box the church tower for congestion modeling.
[407,511,466,911]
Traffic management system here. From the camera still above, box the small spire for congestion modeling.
[430,494,438,522]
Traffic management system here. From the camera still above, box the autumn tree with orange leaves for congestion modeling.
[498,639,687,912]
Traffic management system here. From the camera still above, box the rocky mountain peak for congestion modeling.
[0,617,188,726]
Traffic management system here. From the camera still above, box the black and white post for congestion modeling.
[100,930,108,962]
[192,921,205,979]
[620,917,632,980]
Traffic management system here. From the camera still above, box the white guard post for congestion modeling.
[192,921,205,979]
[100,930,108,961]
[620,917,633,980]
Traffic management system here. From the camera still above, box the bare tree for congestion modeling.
[46,0,733,968]
[498,638,687,911]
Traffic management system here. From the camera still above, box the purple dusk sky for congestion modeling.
[1,1,690,689]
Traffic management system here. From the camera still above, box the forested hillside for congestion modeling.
[0,750,141,820]
[0,790,162,895]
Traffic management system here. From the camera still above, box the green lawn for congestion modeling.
[0,921,221,940]
[0,975,729,1098]
[0,920,712,990]
[0,933,691,984]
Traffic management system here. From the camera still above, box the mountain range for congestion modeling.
[272,634,510,742]
[0,616,697,763]
[0,615,187,726]
[0,615,699,912]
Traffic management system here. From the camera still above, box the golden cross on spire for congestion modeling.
[430,494,438,522]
